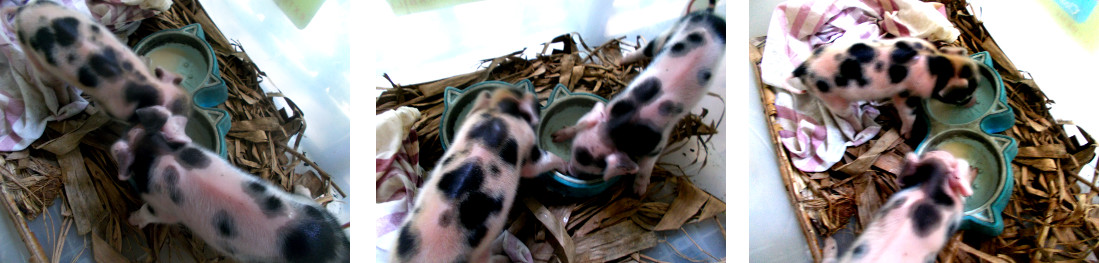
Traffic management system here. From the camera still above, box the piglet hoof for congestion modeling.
[294,185,314,199]
[633,181,649,196]
[550,129,572,143]
[129,210,151,229]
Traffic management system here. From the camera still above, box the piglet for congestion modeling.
[551,10,725,195]
[110,106,349,263]
[391,88,565,262]
[13,1,190,122]
[836,150,973,263]
[791,37,980,137]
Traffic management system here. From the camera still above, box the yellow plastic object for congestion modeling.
[273,0,326,29]
[386,0,483,16]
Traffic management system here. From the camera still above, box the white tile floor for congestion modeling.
[748,0,1099,262]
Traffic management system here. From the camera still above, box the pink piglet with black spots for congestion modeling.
[391,88,566,262]
[790,37,980,137]
[111,106,349,263]
[832,150,974,263]
[12,1,191,122]
[551,10,725,195]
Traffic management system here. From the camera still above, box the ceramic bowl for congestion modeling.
[134,24,231,157]
[440,80,537,150]
[915,51,1018,236]
[133,23,227,108]
[535,85,618,198]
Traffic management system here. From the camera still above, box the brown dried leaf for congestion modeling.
[574,221,657,263]
[653,177,708,231]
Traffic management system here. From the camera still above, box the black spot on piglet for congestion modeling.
[89,48,122,79]
[658,101,684,116]
[437,162,484,200]
[496,98,530,124]
[891,41,918,64]
[528,146,542,163]
[911,202,941,237]
[698,70,712,85]
[850,243,867,259]
[792,63,807,78]
[574,148,593,166]
[847,43,876,63]
[246,181,266,193]
[631,78,661,104]
[178,147,210,169]
[281,217,341,262]
[889,65,908,84]
[169,186,184,205]
[838,58,867,86]
[124,82,161,112]
[500,139,519,167]
[815,80,831,93]
[396,224,418,260]
[608,119,662,158]
[459,192,503,247]
[467,118,507,147]
[213,210,237,238]
[609,100,636,119]
[31,28,57,65]
[51,17,80,47]
[134,107,168,130]
[262,196,284,215]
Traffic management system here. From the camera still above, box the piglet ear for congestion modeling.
[471,90,494,112]
[579,102,608,127]
[896,153,921,187]
[155,67,183,85]
[134,106,170,131]
[162,115,192,145]
[603,152,638,181]
[952,159,975,197]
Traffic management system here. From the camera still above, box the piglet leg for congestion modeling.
[129,203,178,228]
[551,102,605,142]
[520,148,566,178]
[633,156,658,195]
[891,94,917,138]
[818,95,864,132]
[110,140,135,181]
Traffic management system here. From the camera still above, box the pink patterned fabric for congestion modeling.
[758,0,958,172]
[375,107,425,254]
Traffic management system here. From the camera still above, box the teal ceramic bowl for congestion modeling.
[535,85,618,198]
[184,106,229,157]
[915,51,1018,236]
[439,80,619,198]
[440,80,537,150]
[133,24,230,158]
[133,23,228,108]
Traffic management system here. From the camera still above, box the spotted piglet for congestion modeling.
[13,1,190,122]
[791,37,980,137]
[551,11,725,195]
[391,89,565,262]
[836,150,973,263]
[110,106,349,263]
